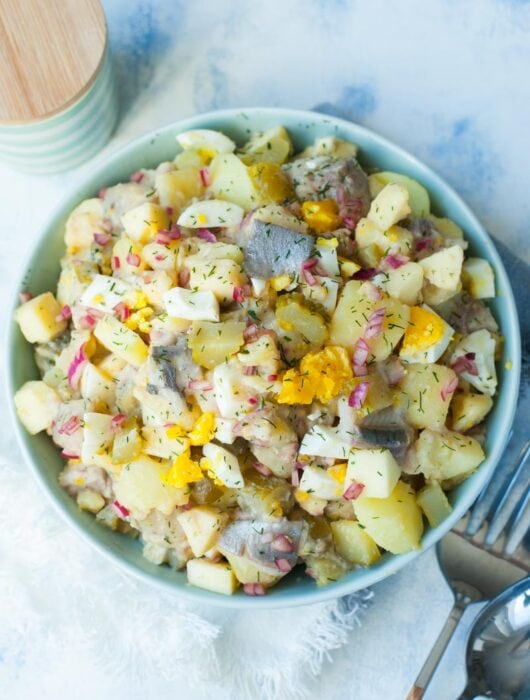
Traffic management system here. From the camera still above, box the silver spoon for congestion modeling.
[460,576,530,699]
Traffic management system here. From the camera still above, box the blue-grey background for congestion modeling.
[0,1,528,698]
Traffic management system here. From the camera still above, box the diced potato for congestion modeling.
[375,262,424,305]
[353,481,424,554]
[141,242,177,271]
[94,315,148,367]
[248,162,293,204]
[57,260,98,308]
[305,551,350,586]
[417,481,452,528]
[450,392,493,433]
[252,203,309,234]
[241,125,293,165]
[419,245,464,291]
[186,558,239,595]
[15,292,67,343]
[294,489,327,516]
[202,442,244,488]
[237,334,280,370]
[177,505,228,557]
[422,281,461,307]
[276,295,328,346]
[399,363,457,430]
[187,258,247,304]
[367,183,411,230]
[163,287,219,322]
[356,219,413,258]
[330,520,381,566]
[64,198,104,252]
[96,354,127,379]
[114,455,189,516]
[111,237,146,276]
[155,168,204,213]
[121,203,169,244]
[112,426,143,464]
[329,281,409,361]
[208,153,258,211]
[141,425,189,459]
[462,258,495,299]
[188,320,246,369]
[368,172,430,217]
[218,550,280,587]
[188,242,244,264]
[77,489,105,514]
[412,428,485,485]
[344,449,401,499]
[80,363,116,411]
[427,214,463,241]
[14,380,60,434]
[212,360,253,419]
[81,412,114,464]
[298,464,344,500]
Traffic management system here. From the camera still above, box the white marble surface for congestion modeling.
[1,1,530,698]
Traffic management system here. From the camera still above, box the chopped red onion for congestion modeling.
[165,206,174,217]
[451,352,479,376]
[440,376,459,401]
[384,253,409,269]
[155,231,171,245]
[364,282,382,302]
[61,450,80,459]
[19,291,32,303]
[199,167,210,187]
[243,365,257,376]
[348,381,369,409]
[93,232,111,246]
[233,286,246,303]
[267,374,278,381]
[248,397,258,405]
[178,267,190,287]
[67,344,87,389]
[364,307,386,340]
[271,535,294,553]
[261,531,274,544]
[55,304,72,322]
[81,313,97,329]
[302,258,318,270]
[126,253,141,267]
[353,337,370,376]
[154,253,167,262]
[253,461,272,476]
[243,323,258,341]
[98,187,108,199]
[352,268,378,281]
[111,414,127,431]
[130,170,144,183]
[415,238,430,252]
[112,256,121,270]
[302,267,317,285]
[243,583,266,596]
[112,500,130,518]
[113,302,130,321]
[58,415,80,435]
[198,228,216,242]
[343,482,365,500]
[291,469,300,487]
[187,379,214,393]
[275,558,292,573]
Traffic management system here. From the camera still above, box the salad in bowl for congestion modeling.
[13,121,504,597]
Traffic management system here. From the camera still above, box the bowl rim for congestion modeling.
[6,106,521,609]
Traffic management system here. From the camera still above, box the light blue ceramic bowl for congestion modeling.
[6,108,521,609]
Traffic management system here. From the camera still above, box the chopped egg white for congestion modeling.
[163,287,220,322]
[176,129,236,155]
[80,274,131,313]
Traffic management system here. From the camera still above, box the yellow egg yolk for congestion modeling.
[401,306,445,353]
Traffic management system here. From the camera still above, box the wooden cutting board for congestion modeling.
[0,0,107,124]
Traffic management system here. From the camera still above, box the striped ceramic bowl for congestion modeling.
[0,46,118,175]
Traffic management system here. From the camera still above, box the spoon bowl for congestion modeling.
[464,576,530,700]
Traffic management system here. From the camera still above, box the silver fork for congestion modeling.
[407,436,530,699]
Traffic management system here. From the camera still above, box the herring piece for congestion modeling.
[218,519,305,570]
[163,287,219,322]
[243,219,314,278]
